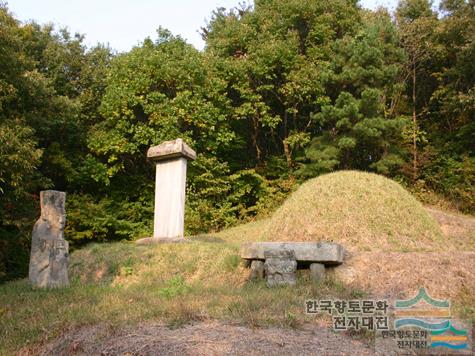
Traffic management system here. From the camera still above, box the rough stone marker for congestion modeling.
[29,190,69,288]
[147,138,196,241]
[241,242,344,286]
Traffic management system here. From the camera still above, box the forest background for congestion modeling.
[1,0,473,281]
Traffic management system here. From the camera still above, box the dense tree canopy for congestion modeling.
[0,0,473,281]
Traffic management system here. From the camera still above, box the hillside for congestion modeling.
[1,205,474,354]
[1,173,474,354]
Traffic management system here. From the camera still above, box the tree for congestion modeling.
[417,0,475,211]
[204,0,361,169]
[431,0,475,154]
[0,6,48,280]
[396,0,439,181]
[0,5,111,280]
[296,10,406,176]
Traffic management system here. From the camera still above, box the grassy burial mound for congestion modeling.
[264,171,444,251]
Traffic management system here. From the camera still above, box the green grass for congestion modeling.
[0,230,365,355]
[265,171,444,251]
[0,172,471,354]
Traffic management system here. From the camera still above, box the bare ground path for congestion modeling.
[35,321,377,356]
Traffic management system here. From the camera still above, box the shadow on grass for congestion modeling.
[188,235,226,243]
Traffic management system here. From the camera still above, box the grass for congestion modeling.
[0,171,473,354]
[0,230,366,355]
[453,286,475,322]
[265,171,444,251]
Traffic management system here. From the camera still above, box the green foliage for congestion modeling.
[93,29,234,166]
[0,5,113,280]
[0,0,474,282]
[0,121,42,220]
[428,0,475,155]
[421,154,475,213]
[65,194,153,245]
[186,156,282,234]
[295,12,406,177]
[204,0,361,167]
[159,276,190,299]
[0,228,30,283]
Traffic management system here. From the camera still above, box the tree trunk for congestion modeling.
[412,62,417,182]
[251,117,262,164]
[283,139,292,168]
[283,111,292,167]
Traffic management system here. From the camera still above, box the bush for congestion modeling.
[421,155,475,213]
[0,228,30,283]
[185,156,287,234]
[65,193,153,245]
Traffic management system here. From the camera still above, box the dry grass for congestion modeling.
[426,206,475,250]
[328,251,475,301]
[265,171,444,251]
[37,320,376,355]
[0,235,364,355]
[1,173,473,354]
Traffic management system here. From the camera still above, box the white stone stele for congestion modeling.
[153,157,187,239]
[146,139,196,242]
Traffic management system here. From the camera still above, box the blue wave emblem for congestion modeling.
[431,342,468,349]
[395,288,450,308]
[431,322,468,336]
[395,318,450,330]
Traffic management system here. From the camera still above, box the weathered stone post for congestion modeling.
[29,190,69,288]
[310,263,326,281]
[147,139,196,241]
[264,249,297,287]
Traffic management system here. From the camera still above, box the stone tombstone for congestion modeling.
[29,190,69,288]
[264,249,297,287]
[147,139,196,240]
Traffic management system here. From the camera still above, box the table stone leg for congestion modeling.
[310,262,326,281]
[250,260,264,280]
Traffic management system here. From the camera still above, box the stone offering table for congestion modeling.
[143,138,196,243]
[241,242,345,286]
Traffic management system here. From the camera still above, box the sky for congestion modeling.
[8,0,400,52]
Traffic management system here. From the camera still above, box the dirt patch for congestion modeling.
[426,207,475,249]
[31,321,377,356]
[327,207,475,300]
[329,251,475,300]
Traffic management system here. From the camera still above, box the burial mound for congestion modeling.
[264,171,443,251]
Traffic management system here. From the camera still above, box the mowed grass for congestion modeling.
[0,227,363,355]
[266,171,444,251]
